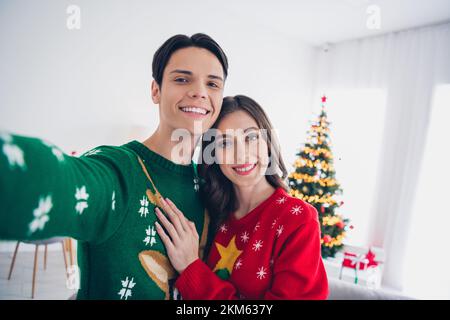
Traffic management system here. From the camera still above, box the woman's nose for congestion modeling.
[235,140,248,165]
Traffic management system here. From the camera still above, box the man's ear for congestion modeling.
[151,80,161,104]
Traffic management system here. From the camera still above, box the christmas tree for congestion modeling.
[288,96,350,259]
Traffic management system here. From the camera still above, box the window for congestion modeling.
[402,84,450,299]
[316,89,387,246]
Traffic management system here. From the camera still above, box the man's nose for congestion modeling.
[188,82,207,99]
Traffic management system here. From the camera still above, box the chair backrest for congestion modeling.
[21,237,67,245]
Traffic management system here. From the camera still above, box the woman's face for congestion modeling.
[214,110,270,188]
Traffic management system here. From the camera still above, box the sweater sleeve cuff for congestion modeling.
[175,258,210,299]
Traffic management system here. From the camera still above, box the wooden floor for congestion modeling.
[0,249,77,300]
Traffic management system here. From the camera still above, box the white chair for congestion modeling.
[7,237,74,298]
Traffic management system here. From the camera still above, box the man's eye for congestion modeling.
[174,78,188,83]
[208,82,219,88]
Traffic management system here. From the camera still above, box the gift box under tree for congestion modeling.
[324,245,384,289]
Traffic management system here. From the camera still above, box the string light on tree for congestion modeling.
[288,95,350,258]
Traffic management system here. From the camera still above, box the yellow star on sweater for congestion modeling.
[213,235,243,274]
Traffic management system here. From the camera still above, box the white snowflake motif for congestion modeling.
[138,196,149,218]
[51,148,64,162]
[252,240,263,252]
[240,231,250,243]
[253,222,260,232]
[276,225,284,237]
[118,277,136,300]
[219,224,228,233]
[234,258,243,270]
[271,218,278,229]
[143,225,157,247]
[290,205,303,215]
[111,191,116,211]
[41,140,64,162]
[276,196,286,204]
[2,143,26,170]
[82,148,101,157]
[0,132,13,143]
[256,267,267,280]
[29,195,52,234]
[75,186,89,215]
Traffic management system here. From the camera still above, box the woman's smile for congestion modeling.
[232,162,258,176]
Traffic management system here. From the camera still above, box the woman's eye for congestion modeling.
[217,140,232,148]
[246,132,259,142]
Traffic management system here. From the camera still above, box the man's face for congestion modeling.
[151,47,225,136]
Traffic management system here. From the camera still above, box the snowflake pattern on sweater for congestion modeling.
[175,187,329,300]
[0,134,209,300]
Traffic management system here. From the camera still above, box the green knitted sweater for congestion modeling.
[0,133,209,300]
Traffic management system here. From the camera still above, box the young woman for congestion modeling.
[155,95,329,299]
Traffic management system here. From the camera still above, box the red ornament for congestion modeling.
[71,151,77,156]
[321,96,327,103]
[336,221,344,229]
[320,206,325,213]
[323,235,332,243]
[349,225,354,230]
[340,201,344,206]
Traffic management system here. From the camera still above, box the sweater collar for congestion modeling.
[230,187,286,225]
[124,140,193,176]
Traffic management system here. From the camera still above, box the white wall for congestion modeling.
[0,0,317,251]
[0,0,316,161]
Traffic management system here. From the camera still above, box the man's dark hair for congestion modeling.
[152,33,229,87]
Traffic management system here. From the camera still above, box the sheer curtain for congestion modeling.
[311,22,450,292]
[402,84,450,299]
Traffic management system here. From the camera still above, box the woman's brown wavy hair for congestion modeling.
[199,95,288,236]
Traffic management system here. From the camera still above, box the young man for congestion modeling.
[0,33,228,299]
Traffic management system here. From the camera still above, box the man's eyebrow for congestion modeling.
[170,69,223,82]
[208,75,224,82]
[170,69,192,76]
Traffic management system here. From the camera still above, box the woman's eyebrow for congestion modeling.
[244,127,259,133]
[218,133,229,139]
[217,127,258,139]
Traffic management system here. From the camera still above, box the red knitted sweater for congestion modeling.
[175,187,329,300]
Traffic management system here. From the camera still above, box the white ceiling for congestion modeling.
[215,0,450,46]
